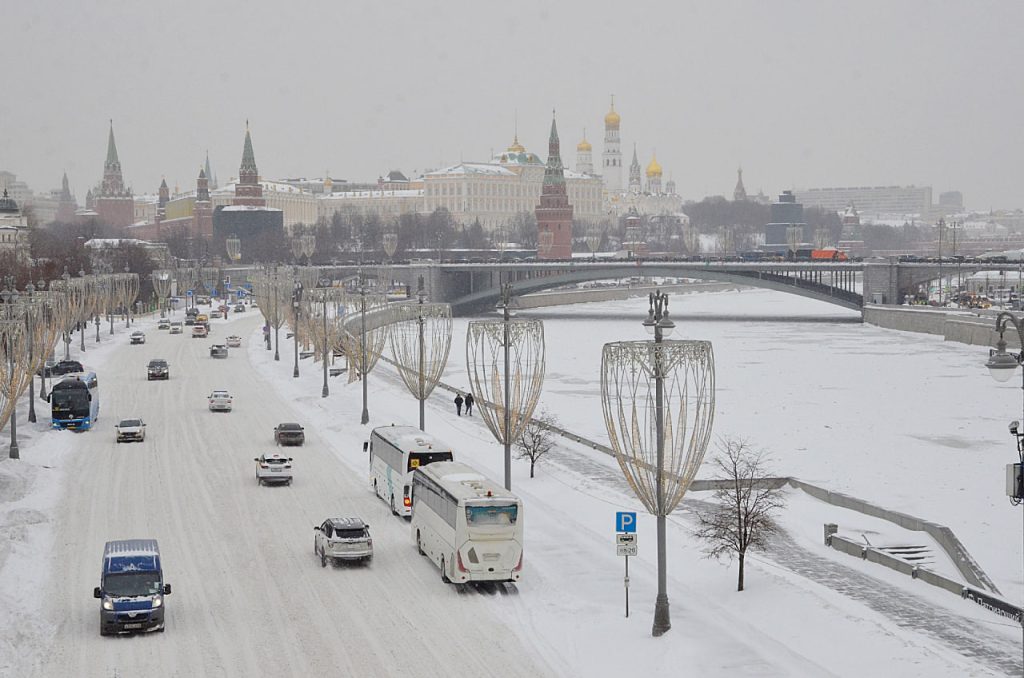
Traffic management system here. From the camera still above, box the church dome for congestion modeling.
[646,154,663,177]
[577,138,592,152]
[604,107,620,128]
[0,189,18,214]
[507,135,526,153]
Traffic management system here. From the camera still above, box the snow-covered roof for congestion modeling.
[212,181,313,196]
[426,163,517,177]
[220,205,283,212]
[84,238,157,248]
[320,190,423,200]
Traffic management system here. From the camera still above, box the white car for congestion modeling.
[226,335,242,348]
[169,322,183,334]
[313,518,373,566]
[255,453,293,485]
[115,418,146,443]
[130,331,146,345]
[157,318,170,330]
[208,390,233,412]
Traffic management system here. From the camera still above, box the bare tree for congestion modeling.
[516,408,559,478]
[693,438,786,592]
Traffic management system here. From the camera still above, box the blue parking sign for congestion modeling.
[616,512,637,533]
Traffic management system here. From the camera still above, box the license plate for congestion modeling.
[483,553,500,561]
[123,623,143,629]
[272,468,282,472]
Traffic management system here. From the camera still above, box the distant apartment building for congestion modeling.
[795,185,932,217]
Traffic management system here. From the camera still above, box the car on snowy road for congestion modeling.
[192,325,208,338]
[274,422,305,446]
[209,344,228,359]
[314,517,372,566]
[226,335,242,348]
[254,453,293,485]
[130,331,146,345]
[147,359,169,380]
[115,418,146,443]
[157,318,170,330]
[94,539,171,635]
[208,390,232,412]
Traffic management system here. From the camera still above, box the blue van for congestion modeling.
[93,539,171,635]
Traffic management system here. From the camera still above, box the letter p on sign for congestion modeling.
[616,511,637,533]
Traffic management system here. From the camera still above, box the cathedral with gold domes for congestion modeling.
[578,96,683,218]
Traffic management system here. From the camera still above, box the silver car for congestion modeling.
[314,518,373,566]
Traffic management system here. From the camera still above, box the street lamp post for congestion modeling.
[643,291,676,636]
[78,269,87,351]
[499,283,513,489]
[24,282,37,424]
[1,281,21,460]
[360,283,369,423]
[984,312,1024,672]
[321,284,330,398]
[937,218,945,306]
[293,279,302,379]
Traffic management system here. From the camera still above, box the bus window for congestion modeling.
[408,450,453,473]
[466,504,518,526]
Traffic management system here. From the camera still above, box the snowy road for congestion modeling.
[33,314,552,678]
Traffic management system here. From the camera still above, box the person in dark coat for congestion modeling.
[464,393,475,416]
[454,392,464,416]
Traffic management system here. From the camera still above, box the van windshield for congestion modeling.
[104,572,162,597]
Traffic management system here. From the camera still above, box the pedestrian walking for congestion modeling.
[464,393,475,416]
[454,392,464,416]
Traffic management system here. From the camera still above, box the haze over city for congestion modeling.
[4,0,1022,210]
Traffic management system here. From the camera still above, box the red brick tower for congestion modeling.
[234,123,265,207]
[55,172,77,223]
[195,168,213,237]
[94,121,135,227]
[535,113,574,259]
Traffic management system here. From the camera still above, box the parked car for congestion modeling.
[254,453,293,485]
[53,359,85,376]
[208,390,232,412]
[192,325,208,338]
[169,321,183,334]
[226,335,242,348]
[130,331,146,345]
[36,359,59,377]
[314,518,373,566]
[147,359,169,380]
[209,344,228,359]
[115,418,146,443]
[157,318,170,330]
[274,422,305,446]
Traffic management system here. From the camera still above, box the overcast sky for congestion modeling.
[4,0,1021,211]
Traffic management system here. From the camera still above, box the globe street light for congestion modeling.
[984,311,1024,672]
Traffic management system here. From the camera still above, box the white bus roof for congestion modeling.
[417,461,519,504]
[371,425,454,454]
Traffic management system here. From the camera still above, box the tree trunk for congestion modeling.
[530,459,535,478]
[737,552,745,592]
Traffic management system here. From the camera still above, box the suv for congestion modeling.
[157,318,170,330]
[209,344,228,359]
[208,390,233,412]
[147,359,169,380]
[313,518,372,566]
[274,423,305,446]
[192,325,208,338]
[254,453,293,485]
[185,308,198,326]
[130,331,146,345]
[53,359,85,376]
[169,321,183,334]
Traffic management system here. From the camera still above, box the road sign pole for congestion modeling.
[625,555,630,618]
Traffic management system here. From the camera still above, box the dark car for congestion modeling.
[209,344,228,359]
[274,422,305,446]
[147,359,169,381]
[53,359,85,376]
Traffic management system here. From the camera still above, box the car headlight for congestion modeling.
[152,596,162,608]
[102,597,114,610]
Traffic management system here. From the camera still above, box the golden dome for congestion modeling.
[605,95,620,128]
[577,137,592,152]
[646,153,663,177]
[507,134,526,153]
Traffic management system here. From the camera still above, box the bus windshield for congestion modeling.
[103,572,162,597]
[51,390,90,418]
[408,450,453,472]
[465,504,518,526]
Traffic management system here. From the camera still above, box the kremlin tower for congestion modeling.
[55,172,77,223]
[733,167,748,202]
[628,145,642,194]
[94,121,134,227]
[195,168,213,237]
[576,131,593,175]
[601,96,622,194]
[535,113,574,260]
[234,124,265,207]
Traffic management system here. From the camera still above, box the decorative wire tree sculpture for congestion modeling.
[0,281,29,460]
[303,284,346,397]
[152,270,173,315]
[586,227,602,261]
[466,283,546,490]
[341,286,388,423]
[226,235,242,264]
[254,266,289,360]
[388,288,452,430]
[601,291,715,637]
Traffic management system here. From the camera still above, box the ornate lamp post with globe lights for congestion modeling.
[466,282,546,491]
[983,311,1024,671]
[601,291,716,636]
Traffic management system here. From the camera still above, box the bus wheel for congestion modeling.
[416,531,425,556]
[390,496,398,516]
[441,556,451,584]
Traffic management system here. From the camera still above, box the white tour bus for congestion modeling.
[366,425,454,517]
[411,461,523,585]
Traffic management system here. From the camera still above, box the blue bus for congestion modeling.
[49,371,99,430]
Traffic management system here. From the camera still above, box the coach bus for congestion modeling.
[365,425,454,517]
[49,371,100,430]
[411,461,523,586]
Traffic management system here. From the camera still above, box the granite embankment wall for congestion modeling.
[863,305,1017,349]
[515,282,746,310]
